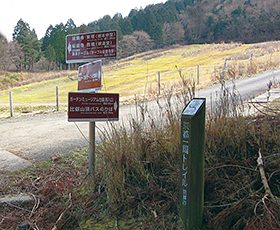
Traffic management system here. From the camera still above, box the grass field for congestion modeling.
[1,41,280,113]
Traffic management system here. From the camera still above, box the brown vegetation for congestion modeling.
[0,71,76,90]
[0,78,279,229]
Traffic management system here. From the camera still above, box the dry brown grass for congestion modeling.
[0,71,76,90]
[85,80,280,228]
[0,86,279,228]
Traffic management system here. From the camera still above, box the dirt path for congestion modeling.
[0,70,279,171]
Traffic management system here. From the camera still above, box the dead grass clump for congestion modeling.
[212,61,258,81]
[0,71,76,90]
[94,114,181,227]
[78,74,279,228]
[85,80,279,228]
[205,114,280,229]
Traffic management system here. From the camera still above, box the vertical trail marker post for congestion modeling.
[179,98,206,230]
[66,31,118,176]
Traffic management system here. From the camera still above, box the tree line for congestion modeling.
[1,0,280,71]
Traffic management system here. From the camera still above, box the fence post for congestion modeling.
[210,92,213,115]
[157,71,161,95]
[249,54,253,76]
[135,94,139,121]
[197,65,200,85]
[56,86,59,111]
[9,91,13,117]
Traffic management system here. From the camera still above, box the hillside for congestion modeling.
[1,41,280,115]
[1,0,280,72]
[182,0,280,43]
[88,0,280,46]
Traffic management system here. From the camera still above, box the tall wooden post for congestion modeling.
[157,71,161,95]
[210,93,213,115]
[179,98,206,230]
[56,86,59,111]
[197,65,200,85]
[89,121,96,175]
[9,91,13,117]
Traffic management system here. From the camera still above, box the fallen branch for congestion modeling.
[29,193,40,218]
[51,193,72,230]
[257,149,276,202]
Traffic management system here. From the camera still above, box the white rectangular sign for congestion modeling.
[78,60,102,92]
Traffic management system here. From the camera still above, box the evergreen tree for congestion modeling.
[112,13,124,40]
[13,19,41,70]
[45,45,56,70]
[41,25,54,53]
[129,9,146,31]
[47,23,67,68]
[65,18,78,34]
[119,17,133,35]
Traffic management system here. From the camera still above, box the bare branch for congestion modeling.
[257,149,276,201]
[51,193,72,230]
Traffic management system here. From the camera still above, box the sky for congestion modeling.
[0,0,167,41]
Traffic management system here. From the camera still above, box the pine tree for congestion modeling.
[13,19,41,70]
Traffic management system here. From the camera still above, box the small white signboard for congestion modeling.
[183,99,205,116]
[78,60,102,92]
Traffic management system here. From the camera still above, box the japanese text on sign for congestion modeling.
[69,96,115,103]
[66,31,117,63]
[68,92,119,122]
[181,120,190,206]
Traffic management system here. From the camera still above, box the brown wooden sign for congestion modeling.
[66,31,117,63]
[68,92,119,122]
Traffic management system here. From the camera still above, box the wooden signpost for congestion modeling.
[66,30,118,176]
[180,98,206,229]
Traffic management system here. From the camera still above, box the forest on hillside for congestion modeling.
[1,0,280,71]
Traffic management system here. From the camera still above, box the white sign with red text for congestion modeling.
[78,60,102,92]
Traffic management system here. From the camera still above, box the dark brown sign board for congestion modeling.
[68,92,119,122]
[66,30,117,64]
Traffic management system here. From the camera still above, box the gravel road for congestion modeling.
[0,70,279,171]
